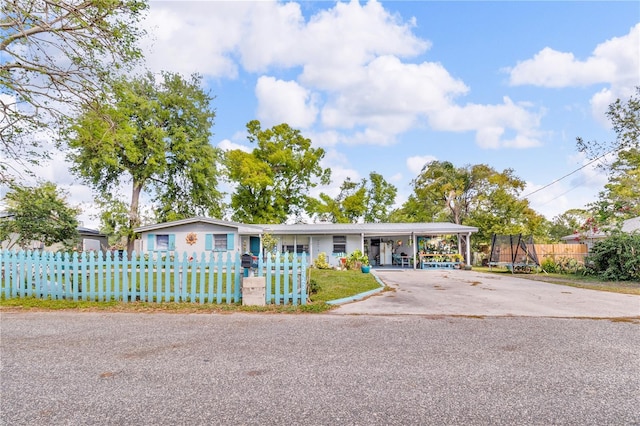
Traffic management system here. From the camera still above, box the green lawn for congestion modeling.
[476,266,640,295]
[308,269,382,302]
[1,268,383,313]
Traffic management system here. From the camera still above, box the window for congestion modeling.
[156,235,169,251]
[147,234,175,251]
[205,233,235,251]
[333,236,346,254]
[282,244,309,254]
[213,234,227,251]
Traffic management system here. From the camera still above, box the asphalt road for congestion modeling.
[1,311,639,425]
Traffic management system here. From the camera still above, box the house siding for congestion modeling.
[139,222,240,256]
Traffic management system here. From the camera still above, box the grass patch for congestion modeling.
[307,269,382,303]
[0,296,335,314]
[475,267,640,295]
[0,268,380,313]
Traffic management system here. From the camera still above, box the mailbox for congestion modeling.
[241,253,253,268]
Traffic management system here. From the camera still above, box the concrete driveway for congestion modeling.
[331,269,640,317]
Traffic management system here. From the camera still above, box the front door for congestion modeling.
[250,236,261,255]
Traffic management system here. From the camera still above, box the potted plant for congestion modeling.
[347,249,370,272]
[360,254,371,273]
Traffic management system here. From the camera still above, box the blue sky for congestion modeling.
[19,1,640,227]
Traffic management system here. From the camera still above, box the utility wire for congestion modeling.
[521,147,616,199]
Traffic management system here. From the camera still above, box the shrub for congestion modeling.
[308,279,321,294]
[541,257,558,273]
[584,233,640,281]
[346,249,368,270]
[313,252,331,269]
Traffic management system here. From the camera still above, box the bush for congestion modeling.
[584,233,640,281]
[313,252,331,269]
[308,279,321,294]
[541,257,558,273]
[346,249,368,270]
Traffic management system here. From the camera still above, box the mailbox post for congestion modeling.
[241,253,253,277]
[241,253,265,306]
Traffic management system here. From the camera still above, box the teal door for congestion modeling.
[250,236,261,255]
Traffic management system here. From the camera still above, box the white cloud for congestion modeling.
[142,2,252,78]
[217,139,251,153]
[310,153,361,201]
[507,23,640,125]
[255,76,318,128]
[142,1,546,151]
[429,97,544,149]
[406,155,437,176]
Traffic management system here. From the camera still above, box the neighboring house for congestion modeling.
[561,216,640,250]
[0,211,108,252]
[134,217,479,268]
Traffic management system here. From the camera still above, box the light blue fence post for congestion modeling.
[274,254,281,305]
[206,252,214,303]
[300,256,307,305]
[1,251,8,298]
[258,254,266,304]
[292,254,299,306]
[112,251,120,302]
[223,252,231,304]
[234,252,241,303]
[230,252,239,303]
[11,250,21,298]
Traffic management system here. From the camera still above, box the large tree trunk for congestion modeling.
[127,180,143,255]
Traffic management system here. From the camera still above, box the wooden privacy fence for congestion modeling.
[534,244,588,263]
[0,250,307,305]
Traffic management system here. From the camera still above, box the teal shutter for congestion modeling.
[227,233,235,250]
[147,234,155,251]
[205,234,213,251]
[168,234,176,250]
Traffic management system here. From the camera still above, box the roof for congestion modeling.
[622,216,640,233]
[77,227,106,237]
[134,217,478,236]
[134,216,264,234]
[260,222,478,235]
[561,216,640,241]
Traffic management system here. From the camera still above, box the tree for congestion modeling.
[406,161,496,225]
[548,209,590,242]
[309,178,367,223]
[0,181,79,250]
[309,172,397,223]
[364,172,397,223]
[0,0,148,178]
[226,120,330,223]
[577,88,640,225]
[402,161,546,248]
[67,71,222,253]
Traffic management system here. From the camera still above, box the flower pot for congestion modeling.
[361,265,371,273]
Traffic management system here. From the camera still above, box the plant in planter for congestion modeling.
[347,249,369,271]
[360,253,371,273]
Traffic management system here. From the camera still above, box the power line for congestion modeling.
[521,148,615,199]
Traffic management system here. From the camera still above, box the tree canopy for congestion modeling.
[226,120,330,224]
[396,160,546,248]
[67,71,222,252]
[0,182,79,250]
[308,172,397,223]
[578,87,640,225]
[0,0,148,179]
